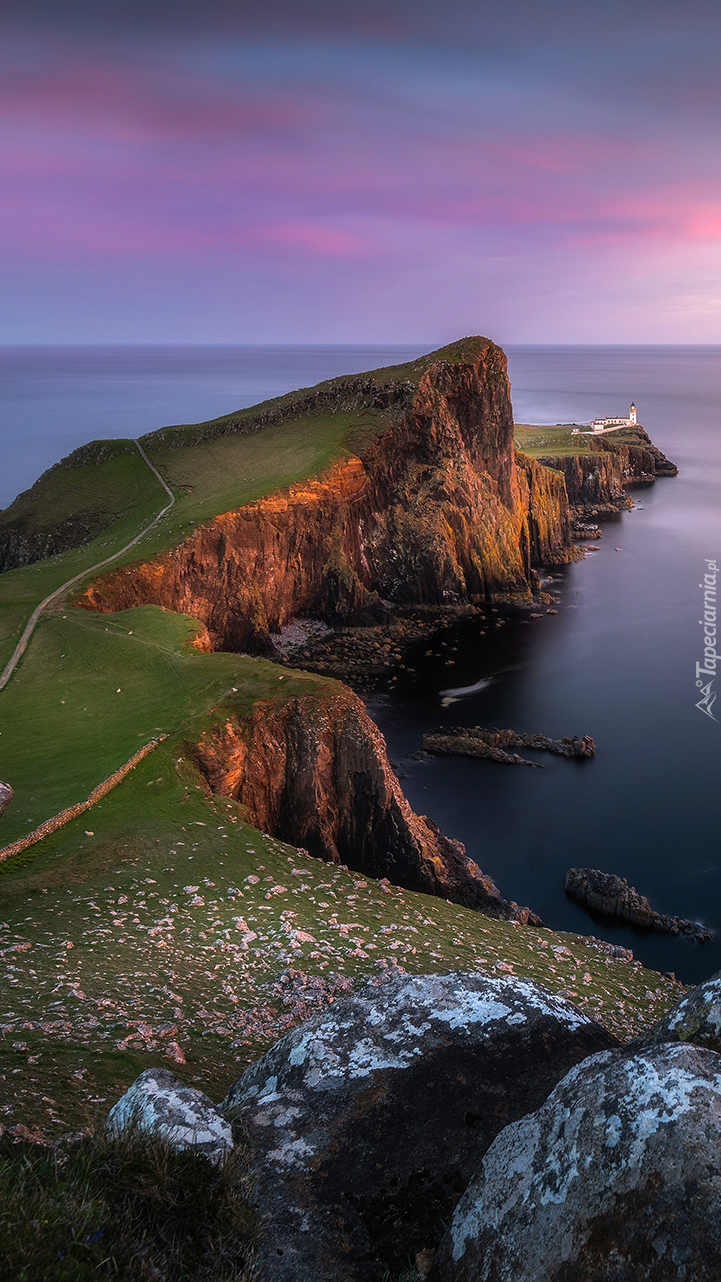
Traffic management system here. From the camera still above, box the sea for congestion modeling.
[1,344,720,984]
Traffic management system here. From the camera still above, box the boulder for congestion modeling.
[106,1066,232,1163]
[0,781,12,819]
[222,972,617,1282]
[643,968,721,1053]
[435,1042,721,1282]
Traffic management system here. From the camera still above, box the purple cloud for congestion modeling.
[2,2,721,340]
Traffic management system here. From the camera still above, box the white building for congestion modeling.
[589,403,637,433]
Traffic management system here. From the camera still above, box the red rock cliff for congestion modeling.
[78,339,571,650]
[192,682,539,924]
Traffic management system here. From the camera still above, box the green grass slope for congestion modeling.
[0,725,686,1132]
[514,422,645,457]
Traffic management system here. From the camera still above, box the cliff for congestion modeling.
[0,440,138,573]
[536,426,677,506]
[78,339,571,650]
[191,682,540,924]
[534,450,626,506]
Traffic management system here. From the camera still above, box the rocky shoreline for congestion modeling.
[277,595,561,692]
[566,867,713,942]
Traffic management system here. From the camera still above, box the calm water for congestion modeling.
[370,346,721,984]
[1,344,720,982]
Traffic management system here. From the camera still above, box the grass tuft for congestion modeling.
[0,1126,256,1281]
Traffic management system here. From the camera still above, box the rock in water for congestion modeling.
[643,968,721,1053]
[435,1043,721,1282]
[565,866,712,941]
[106,1066,232,1163]
[222,972,617,1282]
[0,781,12,818]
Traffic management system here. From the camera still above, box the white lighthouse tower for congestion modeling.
[629,402,637,425]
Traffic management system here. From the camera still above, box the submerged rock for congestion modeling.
[565,866,713,941]
[222,972,617,1282]
[435,1043,721,1282]
[106,1066,232,1163]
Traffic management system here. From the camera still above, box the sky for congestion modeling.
[3,0,721,344]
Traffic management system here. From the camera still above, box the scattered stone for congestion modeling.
[5,1122,47,1146]
[222,972,617,1282]
[0,781,12,819]
[566,867,713,941]
[165,1041,186,1064]
[107,1067,232,1163]
[416,1247,436,1277]
[435,1043,721,1282]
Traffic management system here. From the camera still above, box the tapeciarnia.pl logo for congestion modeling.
[696,558,718,720]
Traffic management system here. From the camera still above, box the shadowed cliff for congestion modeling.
[191,682,541,924]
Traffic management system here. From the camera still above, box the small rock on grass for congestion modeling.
[106,1067,232,1163]
[0,781,12,818]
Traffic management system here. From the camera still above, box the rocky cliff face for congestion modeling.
[191,682,539,923]
[537,427,677,507]
[78,340,571,651]
[535,451,626,506]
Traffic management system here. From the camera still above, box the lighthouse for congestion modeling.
[629,402,637,425]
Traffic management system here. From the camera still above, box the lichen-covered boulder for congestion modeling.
[435,1042,721,1282]
[644,968,721,1052]
[107,1067,232,1163]
[222,972,617,1282]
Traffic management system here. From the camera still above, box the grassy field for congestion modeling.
[0,726,686,1134]
[0,454,164,673]
[0,605,319,847]
[514,422,643,458]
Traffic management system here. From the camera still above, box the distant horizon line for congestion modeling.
[2,341,721,350]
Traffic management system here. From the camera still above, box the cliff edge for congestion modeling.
[192,682,539,923]
[77,338,571,651]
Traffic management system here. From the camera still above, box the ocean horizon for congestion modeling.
[3,342,721,510]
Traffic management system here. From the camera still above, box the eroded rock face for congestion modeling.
[77,340,571,650]
[644,969,721,1053]
[222,972,617,1282]
[0,782,12,818]
[107,1066,232,1163]
[435,1042,721,1282]
[193,684,539,922]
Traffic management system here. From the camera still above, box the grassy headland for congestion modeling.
[0,344,687,1143]
[514,421,653,458]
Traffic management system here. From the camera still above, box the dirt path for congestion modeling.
[0,440,175,693]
